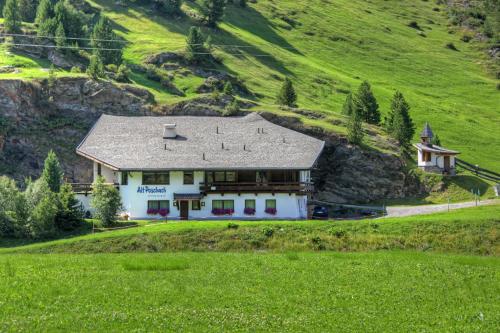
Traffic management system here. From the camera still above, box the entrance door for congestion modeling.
[180,201,189,220]
[444,156,451,172]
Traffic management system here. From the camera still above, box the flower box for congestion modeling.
[265,208,277,215]
[212,208,234,216]
[158,208,169,217]
[147,208,159,215]
[244,208,256,215]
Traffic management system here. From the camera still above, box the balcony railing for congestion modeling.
[200,182,314,194]
[70,183,119,194]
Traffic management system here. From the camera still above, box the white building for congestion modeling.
[414,123,459,176]
[74,113,325,220]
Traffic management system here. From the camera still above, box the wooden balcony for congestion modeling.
[200,182,314,195]
[70,183,119,194]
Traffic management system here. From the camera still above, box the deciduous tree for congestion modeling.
[91,176,122,227]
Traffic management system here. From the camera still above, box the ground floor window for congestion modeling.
[244,199,256,215]
[192,200,201,210]
[265,199,277,215]
[147,200,170,216]
[212,200,234,215]
[423,151,432,162]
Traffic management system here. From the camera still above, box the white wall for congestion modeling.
[417,151,455,169]
[93,162,118,183]
[118,171,307,220]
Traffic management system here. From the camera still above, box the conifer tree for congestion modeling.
[431,134,441,146]
[91,16,123,65]
[18,0,37,22]
[354,81,380,125]
[41,150,64,193]
[342,92,354,115]
[276,77,297,107]
[347,109,363,145]
[55,22,67,50]
[3,0,21,33]
[185,26,208,64]
[223,81,234,96]
[87,54,105,80]
[202,0,226,27]
[35,0,53,26]
[55,183,83,231]
[386,91,415,148]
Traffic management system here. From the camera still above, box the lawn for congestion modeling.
[0,251,498,331]
[0,205,499,331]
[1,0,499,169]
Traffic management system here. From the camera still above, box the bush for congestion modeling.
[223,99,239,116]
[70,66,82,73]
[445,42,458,51]
[227,222,239,229]
[91,176,122,227]
[262,226,274,237]
[115,64,131,83]
[24,178,58,239]
[408,21,421,30]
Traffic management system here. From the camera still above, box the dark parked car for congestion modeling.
[312,206,329,219]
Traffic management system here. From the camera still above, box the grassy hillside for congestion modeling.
[1,1,499,169]
[0,251,498,331]
[2,204,499,255]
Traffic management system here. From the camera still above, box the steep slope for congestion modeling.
[1,0,499,169]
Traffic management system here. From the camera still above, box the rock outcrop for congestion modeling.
[0,78,153,183]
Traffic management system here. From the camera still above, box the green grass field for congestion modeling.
[1,1,499,169]
[0,251,498,332]
[0,205,499,331]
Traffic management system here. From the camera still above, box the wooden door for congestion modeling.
[180,201,189,220]
[444,156,450,171]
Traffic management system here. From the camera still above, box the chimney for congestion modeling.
[163,124,177,139]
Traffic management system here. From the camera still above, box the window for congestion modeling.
[423,151,432,162]
[148,200,170,210]
[245,200,256,209]
[207,171,237,183]
[212,200,234,210]
[183,171,194,185]
[142,172,170,185]
[215,171,226,182]
[192,200,201,210]
[121,172,128,185]
[97,164,102,176]
[266,199,276,209]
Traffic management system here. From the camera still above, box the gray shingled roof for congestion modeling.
[420,122,434,138]
[76,113,325,170]
[413,143,459,155]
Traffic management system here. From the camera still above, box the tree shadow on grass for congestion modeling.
[92,0,294,76]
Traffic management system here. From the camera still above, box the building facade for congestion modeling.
[75,114,325,220]
[414,123,459,176]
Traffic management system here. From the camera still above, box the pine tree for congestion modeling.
[18,0,37,22]
[55,183,83,231]
[347,108,363,145]
[87,54,105,80]
[342,92,354,115]
[431,134,441,146]
[91,16,123,65]
[354,81,380,125]
[55,22,67,50]
[386,91,415,148]
[223,81,234,96]
[185,26,208,64]
[41,149,64,193]
[202,0,226,27]
[35,0,53,26]
[276,77,297,107]
[3,0,21,33]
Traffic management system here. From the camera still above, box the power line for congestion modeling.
[0,32,129,44]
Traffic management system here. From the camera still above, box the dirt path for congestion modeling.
[384,199,498,218]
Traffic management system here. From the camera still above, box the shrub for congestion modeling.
[91,176,122,227]
[408,21,421,30]
[445,42,458,51]
[223,99,239,116]
[24,178,58,239]
[115,64,131,83]
[70,66,82,73]
[227,222,239,229]
[262,226,274,237]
